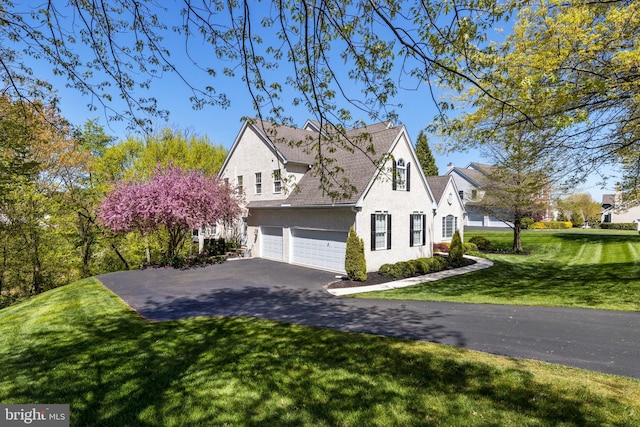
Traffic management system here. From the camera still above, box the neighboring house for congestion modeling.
[219,119,438,273]
[446,162,511,228]
[601,192,640,226]
[426,176,466,243]
[446,162,552,228]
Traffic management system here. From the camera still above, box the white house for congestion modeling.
[446,162,511,228]
[426,176,466,243]
[601,193,640,227]
[219,119,438,273]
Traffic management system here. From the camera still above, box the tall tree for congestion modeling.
[98,165,241,261]
[0,96,79,300]
[556,193,601,227]
[415,131,439,177]
[93,129,227,183]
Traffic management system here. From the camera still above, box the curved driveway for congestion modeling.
[98,258,640,379]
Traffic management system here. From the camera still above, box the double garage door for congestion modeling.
[260,227,347,273]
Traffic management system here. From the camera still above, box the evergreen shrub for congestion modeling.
[600,223,637,230]
[345,226,367,281]
[448,230,464,266]
[468,236,492,251]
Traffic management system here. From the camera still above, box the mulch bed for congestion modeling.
[327,256,477,289]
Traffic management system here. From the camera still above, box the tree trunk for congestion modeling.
[512,218,523,252]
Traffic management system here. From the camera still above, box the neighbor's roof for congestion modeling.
[426,176,451,204]
[247,120,401,207]
[602,194,615,206]
[448,163,492,187]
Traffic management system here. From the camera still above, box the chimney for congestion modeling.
[447,162,454,171]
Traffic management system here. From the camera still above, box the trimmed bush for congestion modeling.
[468,236,492,251]
[345,226,367,281]
[463,242,478,254]
[520,217,535,229]
[448,230,464,266]
[378,256,449,279]
[531,221,573,230]
[600,222,638,230]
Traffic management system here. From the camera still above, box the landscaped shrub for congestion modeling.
[531,221,573,230]
[600,222,638,231]
[345,226,367,281]
[396,261,415,278]
[463,242,478,254]
[378,256,449,279]
[448,230,464,266]
[409,259,427,275]
[428,256,448,271]
[433,242,450,253]
[468,236,492,251]
[520,217,535,229]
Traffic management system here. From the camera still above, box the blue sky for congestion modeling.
[22,3,613,201]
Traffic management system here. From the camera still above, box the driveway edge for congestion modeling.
[327,255,493,296]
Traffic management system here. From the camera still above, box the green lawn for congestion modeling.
[357,229,640,311]
[1,278,639,426]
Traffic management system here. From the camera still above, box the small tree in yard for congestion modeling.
[98,164,241,263]
[345,226,366,281]
[448,230,464,267]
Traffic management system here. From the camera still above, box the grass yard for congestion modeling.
[357,229,640,311]
[1,279,639,426]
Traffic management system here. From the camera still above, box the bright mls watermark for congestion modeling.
[1,404,69,426]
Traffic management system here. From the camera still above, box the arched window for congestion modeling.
[393,158,410,191]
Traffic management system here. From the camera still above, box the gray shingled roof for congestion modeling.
[426,176,451,204]
[602,194,615,206]
[248,121,401,207]
[450,165,491,187]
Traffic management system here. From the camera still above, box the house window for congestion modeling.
[458,190,464,200]
[410,213,426,247]
[273,169,282,193]
[237,175,244,194]
[471,189,477,200]
[371,212,392,250]
[442,215,457,239]
[393,159,411,191]
[255,172,262,194]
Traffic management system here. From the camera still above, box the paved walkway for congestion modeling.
[98,258,640,379]
[327,255,493,296]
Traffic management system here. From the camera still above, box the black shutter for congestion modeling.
[409,215,414,247]
[422,214,426,246]
[392,160,397,190]
[371,214,376,251]
[387,214,392,249]
[406,162,411,191]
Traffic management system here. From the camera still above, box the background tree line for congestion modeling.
[0,96,227,308]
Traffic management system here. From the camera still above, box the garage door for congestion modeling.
[291,229,348,273]
[467,214,484,227]
[261,227,283,261]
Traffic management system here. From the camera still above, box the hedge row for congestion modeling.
[531,221,573,229]
[379,256,448,279]
[600,222,638,230]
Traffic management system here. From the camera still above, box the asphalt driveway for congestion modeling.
[98,258,640,379]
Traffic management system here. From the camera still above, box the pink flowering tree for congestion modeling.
[99,164,241,261]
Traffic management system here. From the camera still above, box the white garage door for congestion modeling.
[291,229,348,273]
[261,227,283,261]
[467,214,484,227]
